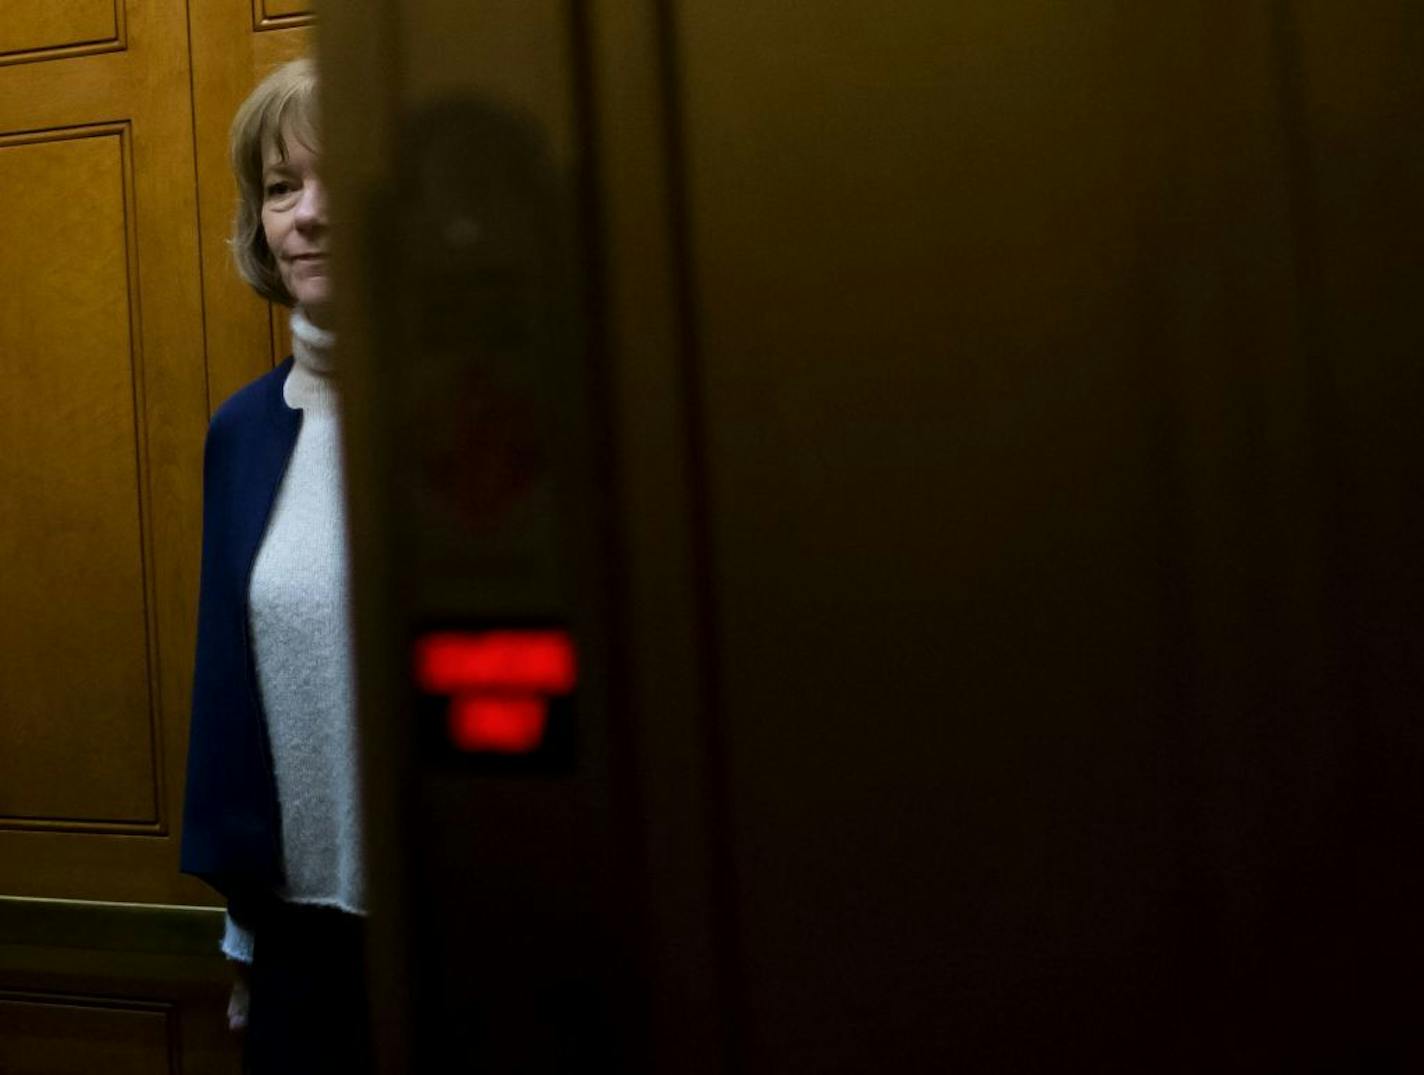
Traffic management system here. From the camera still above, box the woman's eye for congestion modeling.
[265,181,294,199]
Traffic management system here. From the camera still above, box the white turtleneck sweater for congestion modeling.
[222,308,365,963]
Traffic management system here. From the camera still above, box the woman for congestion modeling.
[180,58,370,1073]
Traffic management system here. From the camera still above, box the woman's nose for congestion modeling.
[295,178,327,229]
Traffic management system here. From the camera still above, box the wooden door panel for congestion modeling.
[0,0,286,1068]
[0,995,174,1075]
[255,0,314,27]
[0,897,239,1075]
[0,0,208,903]
[0,0,120,63]
[0,126,158,829]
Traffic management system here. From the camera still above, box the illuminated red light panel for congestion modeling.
[414,630,577,695]
[449,695,548,754]
[415,630,576,755]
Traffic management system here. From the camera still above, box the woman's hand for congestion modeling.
[227,962,252,1032]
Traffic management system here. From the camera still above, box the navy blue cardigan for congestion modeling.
[181,358,301,915]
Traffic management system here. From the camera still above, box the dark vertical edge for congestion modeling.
[562,2,654,1072]
[317,0,415,1070]
[648,2,746,1071]
[1265,4,1354,723]
[1265,0,1368,1054]
[1106,6,1215,1027]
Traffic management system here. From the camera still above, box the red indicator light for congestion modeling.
[414,631,577,694]
[449,695,548,753]
[416,629,575,756]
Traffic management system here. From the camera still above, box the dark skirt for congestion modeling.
[243,902,374,1075]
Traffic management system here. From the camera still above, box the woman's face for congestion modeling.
[261,132,330,321]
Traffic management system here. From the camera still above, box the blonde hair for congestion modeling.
[229,58,320,305]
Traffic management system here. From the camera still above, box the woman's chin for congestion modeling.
[294,284,333,320]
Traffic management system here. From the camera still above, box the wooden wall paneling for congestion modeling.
[129,0,216,907]
[0,0,248,1067]
[187,0,311,416]
[0,897,239,1075]
[0,0,211,904]
[0,995,175,1074]
[255,0,315,30]
[0,125,158,829]
[0,0,122,67]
